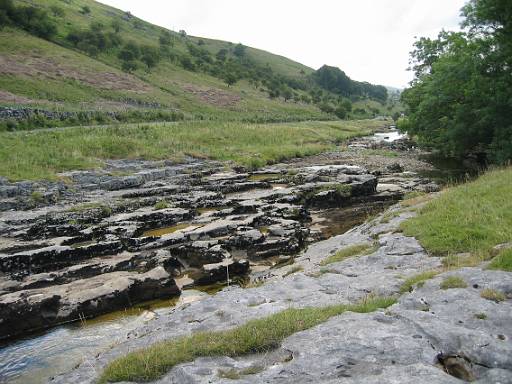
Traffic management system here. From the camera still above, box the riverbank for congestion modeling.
[2,127,509,383]
[0,119,382,181]
[57,176,512,384]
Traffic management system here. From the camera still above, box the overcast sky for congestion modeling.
[99,0,466,88]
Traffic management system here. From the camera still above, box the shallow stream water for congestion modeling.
[0,129,471,383]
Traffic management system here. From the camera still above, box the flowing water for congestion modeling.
[0,130,465,383]
[0,296,180,384]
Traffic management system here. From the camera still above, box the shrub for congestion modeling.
[440,276,467,289]
[400,270,439,293]
[154,200,169,210]
[0,1,57,38]
[480,288,506,303]
[80,5,91,14]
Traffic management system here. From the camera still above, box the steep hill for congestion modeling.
[0,0,399,129]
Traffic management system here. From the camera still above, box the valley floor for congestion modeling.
[0,126,510,384]
[61,180,512,384]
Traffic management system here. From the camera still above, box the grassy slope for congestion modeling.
[0,0,326,120]
[0,119,383,180]
[401,167,512,263]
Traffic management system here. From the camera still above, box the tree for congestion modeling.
[121,60,138,73]
[334,105,347,119]
[224,72,238,87]
[159,31,173,46]
[80,6,91,15]
[118,41,140,61]
[111,19,121,34]
[179,55,195,71]
[49,5,64,17]
[140,45,160,70]
[282,87,293,102]
[400,0,512,164]
[216,48,228,62]
[233,43,246,58]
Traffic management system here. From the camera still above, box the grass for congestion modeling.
[401,168,512,260]
[282,265,304,277]
[480,288,506,303]
[319,243,376,266]
[361,149,399,157]
[218,366,263,379]
[440,276,467,290]
[98,296,396,383]
[68,202,112,215]
[488,248,512,272]
[399,270,439,293]
[0,119,381,181]
[154,200,170,210]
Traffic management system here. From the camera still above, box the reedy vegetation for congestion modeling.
[0,119,382,180]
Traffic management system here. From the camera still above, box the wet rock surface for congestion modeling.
[49,199,512,384]
[0,130,438,340]
[3,128,502,384]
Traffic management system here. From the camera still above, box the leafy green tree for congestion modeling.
[233,43,246,58]
[111,19,121,34]
[334,105,347,119]
[179,55,195,71]
[80,5,91,15]
[49,5,64,17]
[216,48,228,62]
[118,41,140,61]
[0,1,57,38]
[121,60,138,72]
[159,31,173,46]
[282,87,293,102]
[400,0,512,163]
[140,45,160,70]
[224,72,238,87]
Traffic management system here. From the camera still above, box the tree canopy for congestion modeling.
[399,0,512,164]
[312,65,388,103]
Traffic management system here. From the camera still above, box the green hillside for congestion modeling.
[0,0,398,130]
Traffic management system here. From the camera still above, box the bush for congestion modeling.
[140,45,160,70]
[480,288,506,303]
[67,24,122,56]
[179,55,195,71]
[440,276,467,289]
[0,1,57,38]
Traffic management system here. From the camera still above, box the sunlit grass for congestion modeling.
[400,168,512,259]
[319,243,376,266]
[99,296,396,383]
[0,119,381,180]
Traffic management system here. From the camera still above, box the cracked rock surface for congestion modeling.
[51,203,512,384]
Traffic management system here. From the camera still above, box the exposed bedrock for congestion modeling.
[0,139,441,339]
[0,266,178,340]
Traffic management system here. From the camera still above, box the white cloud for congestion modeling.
[98,0,466,87]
